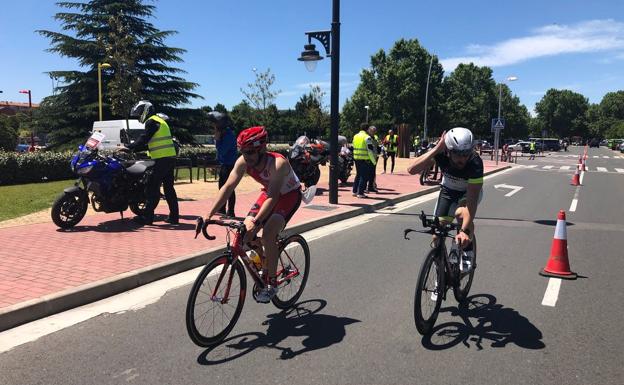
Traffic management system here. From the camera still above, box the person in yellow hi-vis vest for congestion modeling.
[383,129,399,174]
[127,100,179,225]
[352,123,376,198]
[367,126,380,193]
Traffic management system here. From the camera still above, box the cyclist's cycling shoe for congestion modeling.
[255,285,279,303]
[461,251,475,272]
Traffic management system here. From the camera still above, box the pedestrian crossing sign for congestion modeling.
[491,118,505,131]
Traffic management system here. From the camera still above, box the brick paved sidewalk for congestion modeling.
[0,160,509,330]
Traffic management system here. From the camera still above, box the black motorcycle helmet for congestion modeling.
[130,100,154,124]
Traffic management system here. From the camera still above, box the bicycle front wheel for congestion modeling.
[272,234,310,309]
[453,235,477,303]
[414,247,445,335]
[186,255,246,347]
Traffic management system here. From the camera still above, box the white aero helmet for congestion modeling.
[445,127,474,154]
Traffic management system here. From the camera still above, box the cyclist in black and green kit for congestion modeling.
[407,127,483,271]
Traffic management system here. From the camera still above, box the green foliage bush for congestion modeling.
[0,144,291,186]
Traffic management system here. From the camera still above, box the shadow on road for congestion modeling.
[421,293,545,351]
[197,299,360,365]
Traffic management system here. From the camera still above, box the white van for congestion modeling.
[91,119,145,149]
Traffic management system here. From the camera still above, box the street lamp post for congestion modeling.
[298,0,340,205]
[19,89,34,148]
[495,76,518,165]
[423,55,434,141]
[364,105,369,123]
[98,63,111,121]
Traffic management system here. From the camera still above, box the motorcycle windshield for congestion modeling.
[294,136,310,147]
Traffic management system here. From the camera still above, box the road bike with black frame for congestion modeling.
[186,217,310,347]
[404,211,477,335]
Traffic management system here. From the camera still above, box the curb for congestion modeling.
[0,166,510,331]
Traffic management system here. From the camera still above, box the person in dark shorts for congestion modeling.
[407,127,483,272]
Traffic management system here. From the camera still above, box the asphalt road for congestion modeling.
[1,146,623,385]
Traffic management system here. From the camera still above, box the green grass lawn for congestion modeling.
[0,167,217,222]
[0,179,75,222]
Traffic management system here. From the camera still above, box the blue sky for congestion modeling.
[1,0,624,116]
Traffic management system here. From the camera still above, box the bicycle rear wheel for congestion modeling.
[414,247,445,335]
[272,234,310,309]
[186,254,246,347]
[453,235,477,303]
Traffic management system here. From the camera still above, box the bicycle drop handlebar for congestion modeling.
[195,217,247,240]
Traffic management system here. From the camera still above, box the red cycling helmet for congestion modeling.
[237,126,268,150]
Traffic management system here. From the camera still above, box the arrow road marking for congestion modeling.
[494,184,524,197]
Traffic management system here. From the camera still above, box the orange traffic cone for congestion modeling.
[571,166,580,186]
[540,210,577,279]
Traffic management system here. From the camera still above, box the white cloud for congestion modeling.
[441,19,624,71]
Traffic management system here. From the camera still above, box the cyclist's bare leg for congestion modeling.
[261,213,286,280]
[454,206,474,245]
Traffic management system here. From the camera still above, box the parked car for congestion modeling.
[619,142,624,153]
[508,141,542,153]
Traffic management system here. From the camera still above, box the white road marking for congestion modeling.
[596,167,608,172]
[542,165,554,169]
[559,166,571,171]
[615,168,624,173]
[580,170,585,185]
[569,199,578,212]
[570,181,581,212]
[593,156,599,158]
[541,278,562,307]
[494,184,524,197]
[603,156,609,159]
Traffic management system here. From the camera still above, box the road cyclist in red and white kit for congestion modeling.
[204,126,302,303]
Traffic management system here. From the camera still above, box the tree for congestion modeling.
[440,63,499,138]
[534,89,589,138]
[36,0,200,146]
[341,39,444,138]
[240,68,280,127]
[295,85,329,139]
[587,91,624,138]
[0,115,19,151]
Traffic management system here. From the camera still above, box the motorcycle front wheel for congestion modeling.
[51,191,88,229]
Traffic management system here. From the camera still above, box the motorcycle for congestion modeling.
[289,135,329,187]
[338,144,354,184]
[51,133,152,229]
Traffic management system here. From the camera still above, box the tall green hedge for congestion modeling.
[0,144,290,186]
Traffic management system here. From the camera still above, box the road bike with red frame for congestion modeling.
[186,217,310,347]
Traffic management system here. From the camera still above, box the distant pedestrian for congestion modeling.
[383,129,398,174]
[352,123,375,198]
[208,111,237,217]
[367,126,380,193]
[529,140,536,160]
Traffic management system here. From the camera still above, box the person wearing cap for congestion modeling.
[207,111,237,217]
